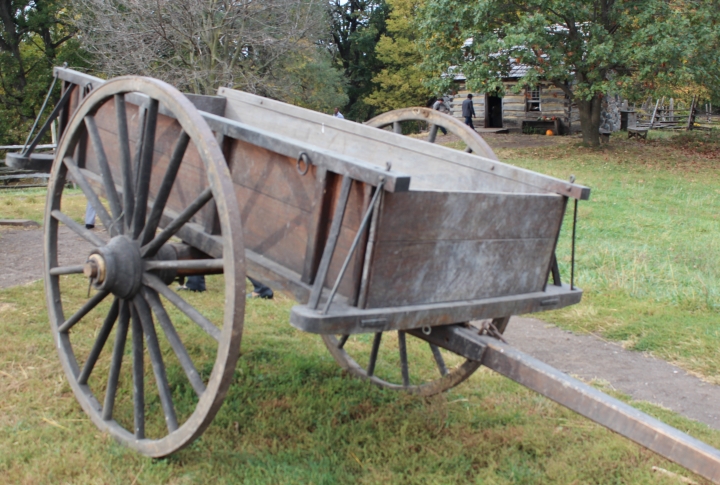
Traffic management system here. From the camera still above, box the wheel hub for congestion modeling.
[85,236,143,299]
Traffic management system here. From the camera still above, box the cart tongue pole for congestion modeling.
[413,325,720,483]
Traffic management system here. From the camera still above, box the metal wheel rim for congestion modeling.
[43,76,245,457]
[321,333,482,397]
[365,107,499,161]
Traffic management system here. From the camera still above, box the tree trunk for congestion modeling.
[578,95,602,146]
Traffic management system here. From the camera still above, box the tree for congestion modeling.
[328,0,388,120]
[363,0,434,112]
[0,0,82,145]
[417,0,720,145]
[72,0,346,112]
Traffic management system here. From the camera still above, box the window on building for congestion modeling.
[526,87,541,111]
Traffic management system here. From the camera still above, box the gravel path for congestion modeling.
[2,226,719,430]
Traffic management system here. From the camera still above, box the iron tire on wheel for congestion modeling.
[44,76,245,457]
[321,317,510,396]
[322,334,481,396]
[366,107,499,160]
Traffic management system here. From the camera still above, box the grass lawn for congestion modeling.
[0,130,719,483]
[490,130,720,384]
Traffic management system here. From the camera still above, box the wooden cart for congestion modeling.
[9,68,720,482]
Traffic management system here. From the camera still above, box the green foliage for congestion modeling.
[416,0,720,144]
[71,0,345,112]
[1,276,718,483]
[363,0,434,112]
[265,43,349,114]
[0,0,84,145]
[329,0,389,120]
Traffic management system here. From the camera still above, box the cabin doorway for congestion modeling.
[485,94,503,128]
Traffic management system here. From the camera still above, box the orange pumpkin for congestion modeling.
[546,129,554,136]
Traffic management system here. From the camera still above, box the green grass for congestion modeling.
[0,188,86,225]
[1,278,718,484]
[492,131,720,383]
[2,131,720,483]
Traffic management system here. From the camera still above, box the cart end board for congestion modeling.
[365,191,567,307]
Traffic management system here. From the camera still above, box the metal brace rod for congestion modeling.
[308,176,353,310]
[20,86,73,158]
[22,72,60,153]
[571,198,577,290]
[322,179,385,314]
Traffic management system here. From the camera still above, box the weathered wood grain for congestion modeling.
[365,238,556,307]
[376,191,565,242]
[363,190,564,307]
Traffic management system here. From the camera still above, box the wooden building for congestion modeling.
[448,70,581,134]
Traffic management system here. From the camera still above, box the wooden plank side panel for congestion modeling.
[226,138,367,297]
[364,190,564,308]
[233,183,309,274]
[366,238,556,307]
[86,100,213,228]
[377,191,565,242]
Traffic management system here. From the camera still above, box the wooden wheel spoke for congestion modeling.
[140,187,213,259]
[51,209,106,247]
[103,299,130,421]
[139,131,190,246]
[337,334,350,349]
[78,298,120,385]
[85,116,123,226]
[115,94,135,232]
[367,332,383,377]
[132,98,159,239]
[144,259,223,273]
[398,331,410,387]
[133,295,179,433]
[49,264,85,276]
[58,290,110,333]
[429,344,449,377]
[62,157,116,235]
[130,303,145,439]
[142,288,206,397]
[132,102,147,195]
[142,272,221,342]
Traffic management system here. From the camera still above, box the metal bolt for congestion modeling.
[83,260,98,279]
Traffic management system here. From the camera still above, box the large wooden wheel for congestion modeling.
[43,77,244,457]
[366,107,499,160]
[321,317,509,396]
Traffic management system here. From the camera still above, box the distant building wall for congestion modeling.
[449,78,626,134]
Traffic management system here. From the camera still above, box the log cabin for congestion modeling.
[447,67,580,134]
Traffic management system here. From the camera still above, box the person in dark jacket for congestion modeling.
[462,93,476,130]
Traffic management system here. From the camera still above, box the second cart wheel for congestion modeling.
[322,317,510,396]
[366,107,499,160]
[44,76,245,457]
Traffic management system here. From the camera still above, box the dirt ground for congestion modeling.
[2,225,719,432]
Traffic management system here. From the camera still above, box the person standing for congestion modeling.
[432,97,449,135]
[85,202,96,229]
[333,107,344,119]
[462,93,476,130]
